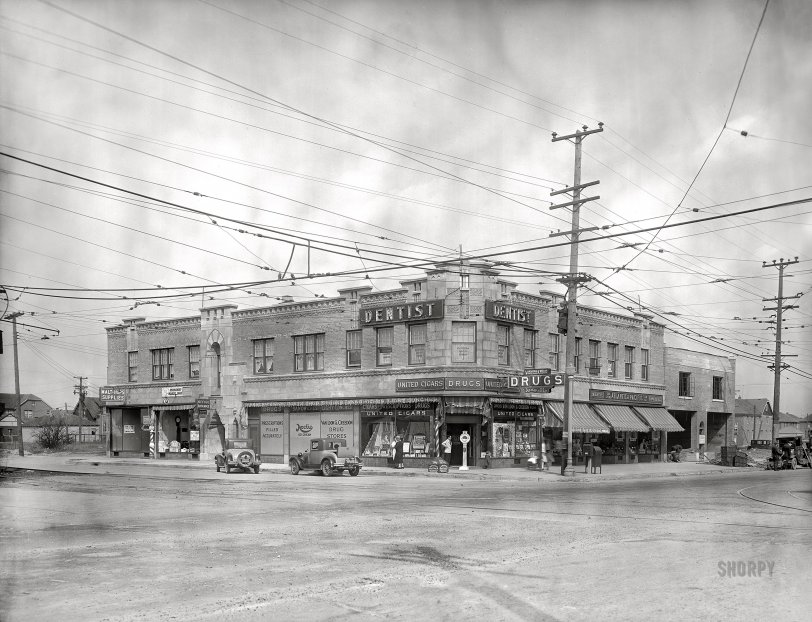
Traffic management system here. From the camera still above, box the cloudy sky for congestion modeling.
[1,0,810,415]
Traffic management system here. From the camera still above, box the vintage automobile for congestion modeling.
[215,438,261,474]
[289,438,362,476]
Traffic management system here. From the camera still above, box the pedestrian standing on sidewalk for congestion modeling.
[441,436,452,464]
[393,436,404,469]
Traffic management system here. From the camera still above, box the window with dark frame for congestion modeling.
[408,323,427,365]
[524,329,536,368]
[678,371,694,397]
[712,376,723,400]
[294,333,325,372]
[607,343,618,378]
[346,330,361,367]
[588,340,601,375]
[641,348,650,381]
[128,351,138,382]
[151,348,174,380]
[497,324,510,366]
[188,345,200,378]
[451,322,476,363]
[549,333,560,371]
[252,339,274,374]
[624,346,635,379]
[376,326,394,366]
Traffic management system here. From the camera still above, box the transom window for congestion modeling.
[188,345,200,378]
[346,330,362,367]
[294,333,324,372]
[497,324,510,366]
[253,339,274,374]
[151,348,174,380]
[409,324,427,365]
[376,327,394,366]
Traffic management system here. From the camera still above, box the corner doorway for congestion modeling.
[445,421,477,467]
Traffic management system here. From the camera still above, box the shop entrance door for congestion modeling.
[446,422,476,467]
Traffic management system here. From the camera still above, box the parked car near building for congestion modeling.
[215,438,261,474]
[289,438,362,476]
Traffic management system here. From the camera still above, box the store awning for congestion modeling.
[592,404,649,432]
[632,407,685,432]
[545,402,610,434]
[151,404,195,412]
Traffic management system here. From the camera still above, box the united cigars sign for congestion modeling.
[589,389,664,406]
[360,300,444,326]
[485,300,535,326]
[396,377,485,392]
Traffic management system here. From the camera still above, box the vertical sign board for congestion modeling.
[289,413,321,456]
[260,413,284,456]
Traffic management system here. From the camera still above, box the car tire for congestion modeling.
[289,460,300,475]
[321,459,332,477]
[349,466,360,476]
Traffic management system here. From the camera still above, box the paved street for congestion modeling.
[1,464,810,621]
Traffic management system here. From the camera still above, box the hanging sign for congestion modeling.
[161,386,184,398]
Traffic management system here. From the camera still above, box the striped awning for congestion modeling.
[592,404,649,432]
[545,402,610,434]
[151,404,195,412]
[632,407,685,432]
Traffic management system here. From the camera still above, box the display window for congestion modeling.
[491,410,539,457]
[361,408,432,458]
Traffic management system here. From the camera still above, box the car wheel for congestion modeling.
[289,460,300,475]
[321,460,332,477]
[349,466,360,476]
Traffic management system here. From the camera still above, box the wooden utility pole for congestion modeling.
[761,257,800,442]
[8,311,24,456]
[74,376,87,444]
[551,123,603,477]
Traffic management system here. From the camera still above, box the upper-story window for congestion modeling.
[376,326,394,366]
[452,321,476,363]
[678,372,693,397]
[574,338,582,373]
[640,348,650,381]
[524,329,536,368]
[24,409,33,419]
[624,346,635,380]
[152,348,174,380]
[712,376,723,400]
[128,351,138,382]
[496,325,510,365]
[252,339,274,374]
[294,333,324,372]
[346,330,361,367]
[607,343,618,378]
[588,340,601,375]
[188,345,201,378]
[409,324,427,365]
[500,283,509,298]
[460,274,469,290]
[549,333,560,371]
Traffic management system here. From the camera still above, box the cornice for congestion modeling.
[233,300,345,321]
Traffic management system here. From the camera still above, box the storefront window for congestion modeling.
[491,410,538,457]
[362,409,431,458]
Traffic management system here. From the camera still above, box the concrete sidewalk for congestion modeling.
[1,451,768,483]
